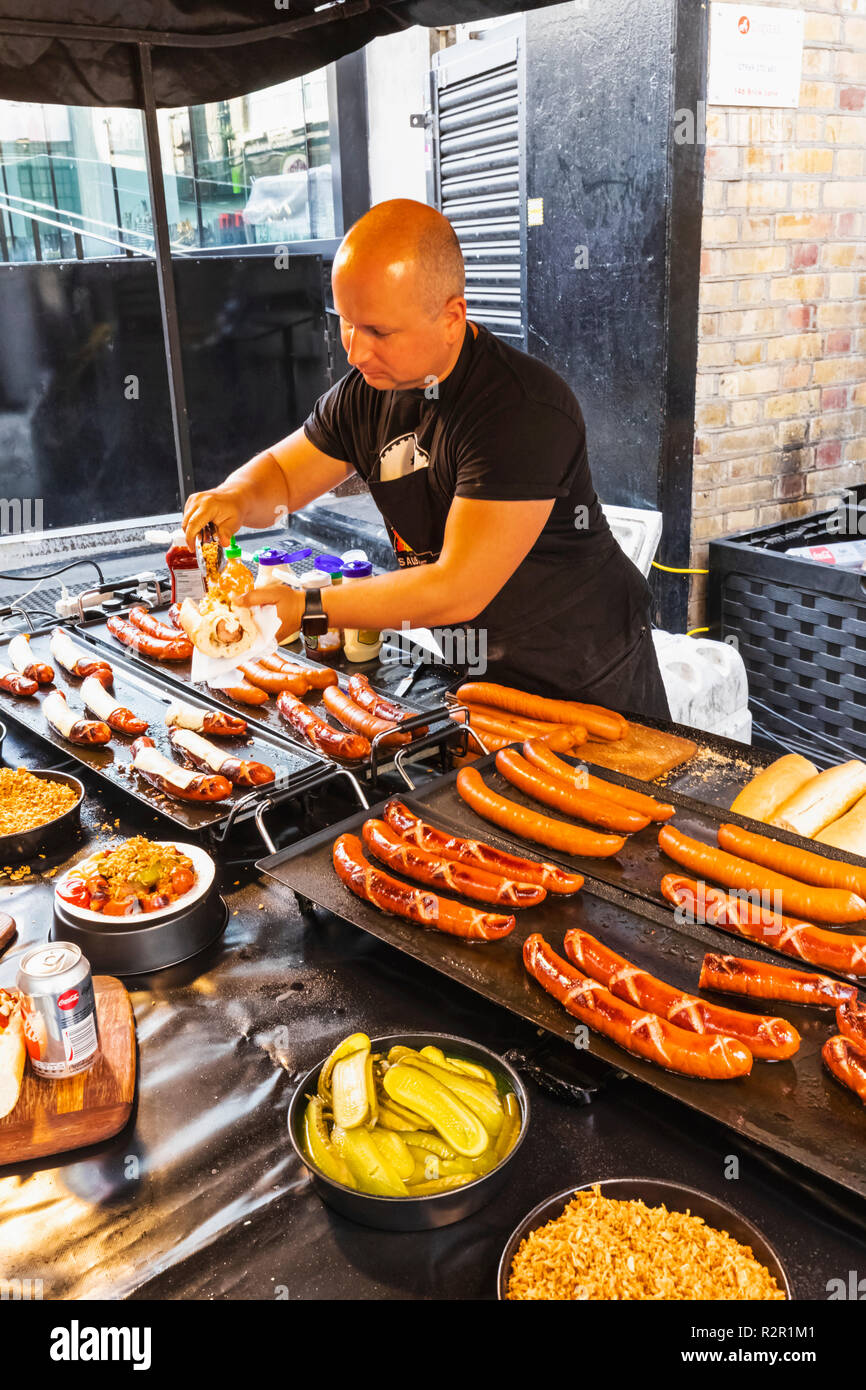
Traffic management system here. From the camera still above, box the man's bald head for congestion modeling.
[334,199,465,318]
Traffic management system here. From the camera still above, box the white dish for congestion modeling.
[54,840,215,925]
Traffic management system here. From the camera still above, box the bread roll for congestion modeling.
[772,761,866,839]
[179,596,260,661]
[815,793,866,856]
[730,753,818,823]
[0,993,25,1121]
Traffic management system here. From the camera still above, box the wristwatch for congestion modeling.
[301,587,329,637]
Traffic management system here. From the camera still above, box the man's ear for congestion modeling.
[442,295,467,341]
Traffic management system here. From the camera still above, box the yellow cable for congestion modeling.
[652,561,710,574]
[686,626,710,636]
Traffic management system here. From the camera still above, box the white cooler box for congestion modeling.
[652,631,752,744]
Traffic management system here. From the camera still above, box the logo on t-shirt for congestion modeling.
[378,433,430,483]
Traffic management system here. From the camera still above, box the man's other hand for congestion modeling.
[241,584,305,643]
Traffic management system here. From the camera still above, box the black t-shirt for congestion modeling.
[303,323,662,708]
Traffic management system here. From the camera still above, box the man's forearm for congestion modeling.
[322,564,483,630]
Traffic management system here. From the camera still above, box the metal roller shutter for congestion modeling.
[430,25,527,348]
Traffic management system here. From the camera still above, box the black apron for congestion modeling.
[368,450,670,723]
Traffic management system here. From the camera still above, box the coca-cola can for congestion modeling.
[16,943,100,1078]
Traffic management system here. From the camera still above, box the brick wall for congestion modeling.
[690,0,866,631]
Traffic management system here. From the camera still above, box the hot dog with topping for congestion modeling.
[8,633,53,684]
[168,726,275,787]
[523,934,752,1079]
[43,690,111,745]
[81,674,148,736]
[131,736,232,801]
[333,833,516,940]
[50,628,113,686]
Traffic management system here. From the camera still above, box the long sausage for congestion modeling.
[452,708,583,752]
[131,736,232,802]
[277,691,370,761]
[128,605,191,646]
[523,934,752,1079]
[456,683,626,741]
[323,686,411,747]
[717,822,866,899]
[382,799,583,894]
[657,825,866,924]
[563,927,799,1060]
[50,628,113,685]
[699,951,856,1007]
[333,833,516,940]
[495,747,650,833]
[164,699,247,737]
[837,999,866,1050]
[168,726,274,787]
[823,1035,866,1105]
[211,680,269,707]
[43,690,111,745]
[660,873,866,978]
[8,633,53,684]
[167,603,183,630]
[456,766,626,858]
[521,740,675,820]
[239,660,313,695]
[107,614,192,662]
[361,818,546,908]
[260,653,338,688]
[0,667,38,697]
[346,672,412,723]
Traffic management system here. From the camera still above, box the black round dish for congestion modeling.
[497,1177,791,1300]
[52,885,228,974]
[0,768,85,862]
[288,1031,529,1232]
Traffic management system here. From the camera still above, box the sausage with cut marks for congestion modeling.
[837,999,866,1050]
[361,818,546,908]
[523,934,752,1079]
[382,798,583,894]
[323,685,411,747]
[0,667,38,697]
[699,951,856,1007]
[8,633,53,684]
[822,1035,866,1106]
[563,927,799,1060]
[164,699,247,737]
[277,691,370,761]
[333,833,516,940]
[107,614,192,662]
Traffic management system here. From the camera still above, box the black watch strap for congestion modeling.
[301,587,329,636]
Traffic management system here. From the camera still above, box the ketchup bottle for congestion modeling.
[165,529,205,604]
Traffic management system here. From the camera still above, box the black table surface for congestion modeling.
[2,717,866,1303]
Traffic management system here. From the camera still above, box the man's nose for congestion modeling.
[345,328,374,368]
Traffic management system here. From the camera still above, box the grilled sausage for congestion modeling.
[660,873,866,977]
[717,822,866,900]
[106,614,192,662]
[168,726,274,786]
[837,999,866,1050]
[520,740,674,819]
[164,699,247,737]
[323,685,412,747]
[699,951,857,1007]
[43,690,110,745]
[495,747,650,833]
[658,825,866,923]
[50,627,113,685]
[523,934,752,1079]
[456,683,626,740]
[383,798,583,894]
[361,818,546,908]
[80,674,148,736]
[211,680,269,707]
[8,633,53,684]
[563,927,799,1060]
[822,1035,866,1106]
[333,833,516,940]
[131,736,232,801]
[128,605,190,644]
[456,766,626,858]
[277,691,370,761]
[0,666,38,697]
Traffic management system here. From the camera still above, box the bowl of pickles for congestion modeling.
[287,1031,529,1231]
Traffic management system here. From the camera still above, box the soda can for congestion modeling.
[16,943,100,1078]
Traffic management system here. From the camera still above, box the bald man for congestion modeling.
[183,198,670,716]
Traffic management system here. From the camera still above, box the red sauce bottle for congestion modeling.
[165,529,205,604]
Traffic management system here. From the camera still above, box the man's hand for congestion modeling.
[241,584,305,643]
[182,489,243,552]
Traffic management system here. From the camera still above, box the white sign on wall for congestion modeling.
[708,3,804,107]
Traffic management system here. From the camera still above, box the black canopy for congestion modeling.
[0,0,550,108]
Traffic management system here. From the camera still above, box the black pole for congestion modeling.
[138,42,195,505]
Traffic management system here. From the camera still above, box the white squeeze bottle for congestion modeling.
[300,570,342,656]
[341,560,382,662]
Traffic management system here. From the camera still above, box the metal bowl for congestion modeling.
[497,1177,791,1300]
[52,882,228,975]
[288,1031,529,1232]
[0,767,85,862]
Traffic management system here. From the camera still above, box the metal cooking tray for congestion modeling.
[258,784,866,1204]
[74,609,457,781]
[0,628,328,833]
[407,751,866,972]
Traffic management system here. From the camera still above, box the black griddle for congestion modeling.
[0,628,329,834]
[258,770,866,1204]
[73,610,459,784]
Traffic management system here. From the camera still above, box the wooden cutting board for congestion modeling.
[0,976,136,1165]
[581,721,698,781]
